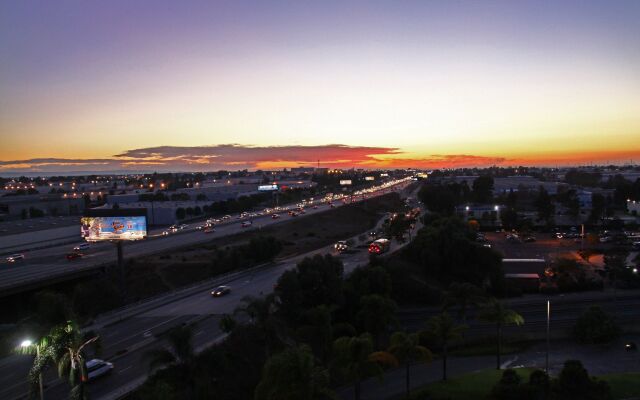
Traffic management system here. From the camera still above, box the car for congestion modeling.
[162,230,170,236]
[625,342,637,351]
[66,252,83,260]
[179,224,188,230]
[204,227,215,234]
[313,205,318,209]
[334,240,349,252]
[290,212,298,217]
[211,285,231,297]
[73,243,90,252]
[523,236,536,243]
[85,359,114,381]
[241,221,252,228]
[6,254,25,263]
[272,214,280,219]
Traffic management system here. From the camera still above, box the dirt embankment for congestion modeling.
[126,192,407,299]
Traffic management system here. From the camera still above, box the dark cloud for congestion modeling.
[0,145,512,174]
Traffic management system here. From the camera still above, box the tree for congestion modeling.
[275,254,345,322]
[589,193,606,224]
[533,186,555,226]
[145,325,195,372]
[388,331,432,398]
[553,360,612,400]
[296,306,333,364]
[422,313,466,381]
[23,321,100,400]
[478,299,524,370]
[254,345,335,400]
[572,306,620,344]
[235,294,286,356]
[441,282,485,325]
[472,175,494,203]
[356,294,397,347]
[331,334,397,400]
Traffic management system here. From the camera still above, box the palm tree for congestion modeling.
[332,334,397,400]
[477,298,524,369]
[23,321,100,400]
[388,331,432,398]
[235,294,288,356]
[423,313,466,381]
[255,344,336,400]
[442,282,485,325]
[145,325,195,371]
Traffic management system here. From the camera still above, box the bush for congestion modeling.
[572,306,620,344]
[553,360,612,400]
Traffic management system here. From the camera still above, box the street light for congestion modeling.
[546,300,550,374]
[21,339,44,400]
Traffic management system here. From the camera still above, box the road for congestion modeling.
[398,289,640,337]
[0,178,413,295]
[0,181,419,400]
[337,333,640,400]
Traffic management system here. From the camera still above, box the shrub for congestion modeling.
[572,306,620,344]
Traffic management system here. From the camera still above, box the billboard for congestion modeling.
[339,180,352,185]
[364,176,375,181]
[258,184,279,191]
[380,173,389,177]
[81,209,147,241]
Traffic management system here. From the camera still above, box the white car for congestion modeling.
[86,359,113,381]
[6,254,25,263]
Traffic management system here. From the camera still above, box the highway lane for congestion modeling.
[1,182,418,400]
[0,179,413,294]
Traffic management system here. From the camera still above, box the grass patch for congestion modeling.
[410,368,537,400]
[410,369,640,400]
[600,372,640,399]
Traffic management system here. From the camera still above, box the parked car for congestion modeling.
[211,285,231,297]
[86,359,114,381]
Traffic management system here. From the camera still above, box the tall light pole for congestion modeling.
[546,300,550,374]
[21,340,44,400]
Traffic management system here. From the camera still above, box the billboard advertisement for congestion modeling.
[339,180,352,185]
[258,184,279,191]
[364,176,375,181]
[81,215,147,241]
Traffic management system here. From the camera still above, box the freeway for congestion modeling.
[1,183,421,400]
[0,178,413,295]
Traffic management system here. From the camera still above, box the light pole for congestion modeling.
[546,300,550,374]
[21,340,44,400]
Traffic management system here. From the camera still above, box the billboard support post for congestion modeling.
[116,241,126,297]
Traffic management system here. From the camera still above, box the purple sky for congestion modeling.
[1,1,640,173]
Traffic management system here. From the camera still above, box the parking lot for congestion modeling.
[483,232,586,274]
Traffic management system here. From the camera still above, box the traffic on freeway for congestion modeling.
[0,177,414,295]
[0,181,420,400]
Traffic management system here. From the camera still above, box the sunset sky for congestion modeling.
[1,0,639,173]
